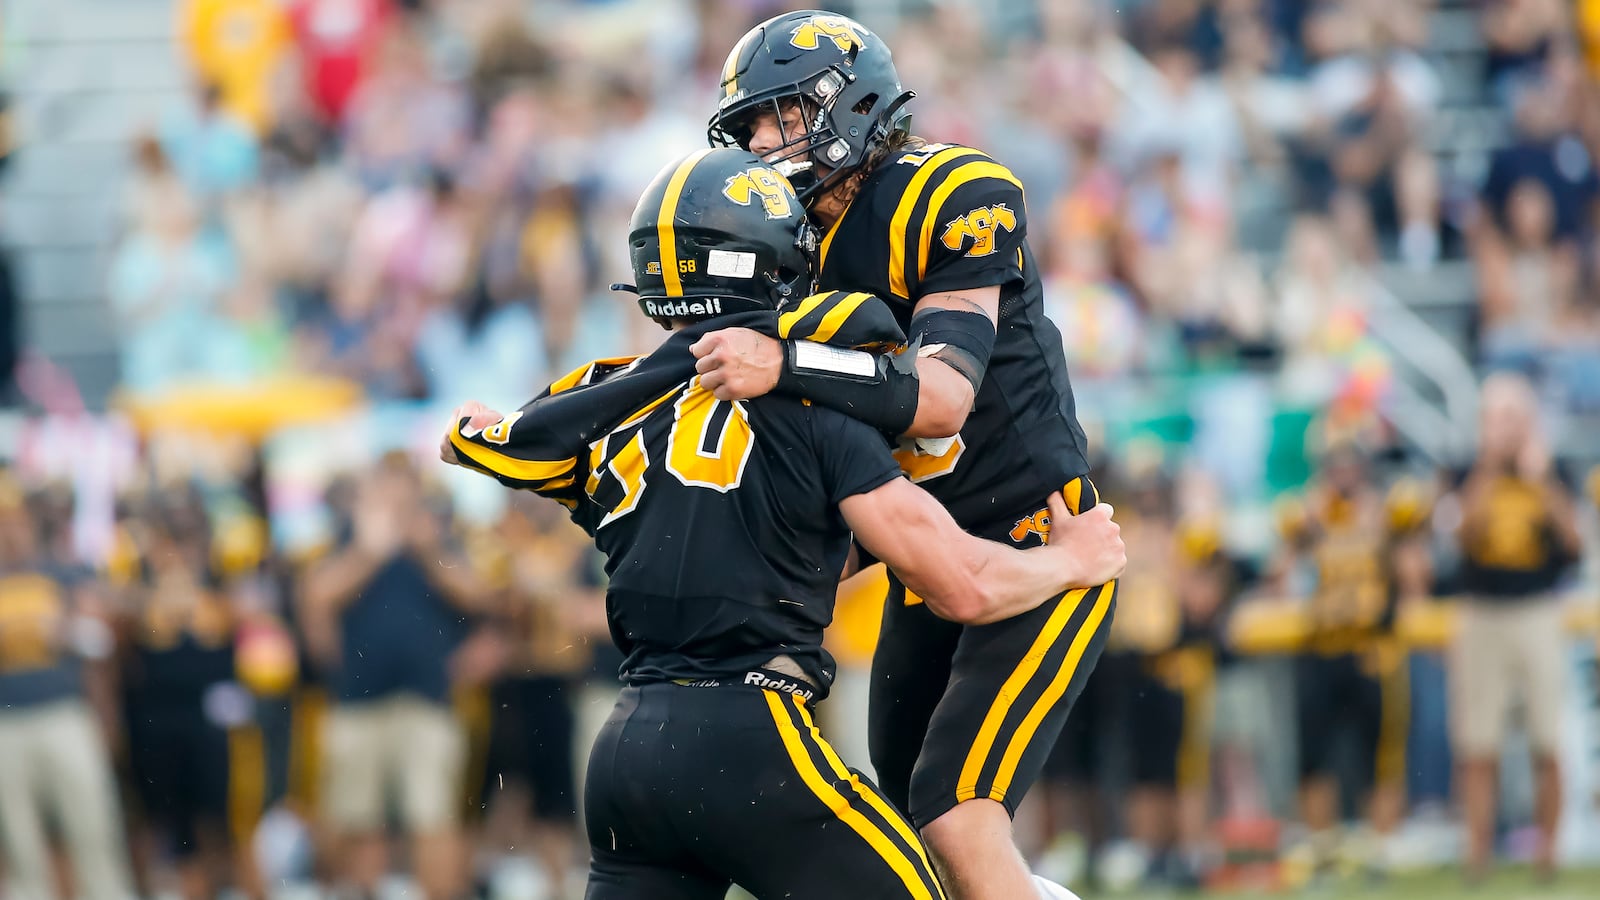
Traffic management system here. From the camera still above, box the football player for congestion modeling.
[1100,472,1230,887]
[693,11,1114,897]
[440,148,1124,900]
[1273,441,1432,880]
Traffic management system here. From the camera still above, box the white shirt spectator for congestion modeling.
[1310,50,1441,123]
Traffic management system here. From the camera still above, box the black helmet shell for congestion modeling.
[709,10,914,201]
[626,148,817,325]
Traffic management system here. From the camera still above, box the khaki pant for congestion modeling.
[0,699,133,900]
[1449,597,1567,757]
[322,693,465,834]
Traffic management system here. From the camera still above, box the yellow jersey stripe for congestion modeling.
[809,292,874,343]
[955,586,1090,801]
[548,356,643,396]
[990,581,1115,799]
[888,148,984,298]
[539,474,577,493]
[616,384,685,430]
[659,149,716,297]
[777,292,834,337]
[450,429,576,484]
[1062,478,1083,516]
[819,197,856,271]
[916,161,1024,284]
[790,696,947,899]
[764,692,935,900]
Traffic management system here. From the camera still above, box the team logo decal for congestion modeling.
[941,203,1017,258]
[789,15,867,53]
[722,167,794,219]
[1010,508,1051,543]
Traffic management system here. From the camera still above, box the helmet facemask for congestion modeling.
[709,12,916,207]
[710,78,854,203]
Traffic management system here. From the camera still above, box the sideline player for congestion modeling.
[694,11,1115,897]
[441,149,1125,899]
[1273,442,1432,880]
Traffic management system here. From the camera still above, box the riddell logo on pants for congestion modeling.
[745,671,815,702]
[644,298,723,317]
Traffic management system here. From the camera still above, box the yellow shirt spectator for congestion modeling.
[179,0,291,132]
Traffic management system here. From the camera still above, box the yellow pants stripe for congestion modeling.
[1175,649,1216,791]
[227,725,266,847]
[991,581,1115,799]
[455,684,494,817]
[955,586,1091,802]
[764,692,937,900]
[287,687,327,812]
[789,696,947,900]
[1375,650,1410,786]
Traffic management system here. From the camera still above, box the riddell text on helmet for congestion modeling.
[644,297,725,318]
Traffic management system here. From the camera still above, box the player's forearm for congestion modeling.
[951,539,1084,625]
[893,533,1074,626]
[903,357,975,439]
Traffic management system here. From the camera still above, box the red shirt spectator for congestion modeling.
[289,0,392,124]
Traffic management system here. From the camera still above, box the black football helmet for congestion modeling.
[619,148,817,327]
[708,10,914,202]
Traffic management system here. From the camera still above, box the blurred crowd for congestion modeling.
[5,0,1600,897]
[97,0,1600,486]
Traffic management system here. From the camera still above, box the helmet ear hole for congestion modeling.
[852,94,878,115]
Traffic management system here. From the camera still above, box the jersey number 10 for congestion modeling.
[586,379,754,528]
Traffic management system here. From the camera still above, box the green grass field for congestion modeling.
[1080,867,1600,900]
[720,868,1600,900]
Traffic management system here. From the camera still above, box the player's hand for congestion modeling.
[440,400,506,466]
[690,328,783,401]
[1045,494,1125,587]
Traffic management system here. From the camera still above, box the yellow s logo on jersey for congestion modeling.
[722,167,794,220]
[789,15,867,53]
[941,204,1018,258]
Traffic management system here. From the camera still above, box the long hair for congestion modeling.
[831,130,927,207]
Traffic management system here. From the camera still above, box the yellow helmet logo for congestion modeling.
[789,15,867,53]
[722,167,794,219]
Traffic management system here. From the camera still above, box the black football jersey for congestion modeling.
[450,337,902,696]
[816,143,1092,536]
